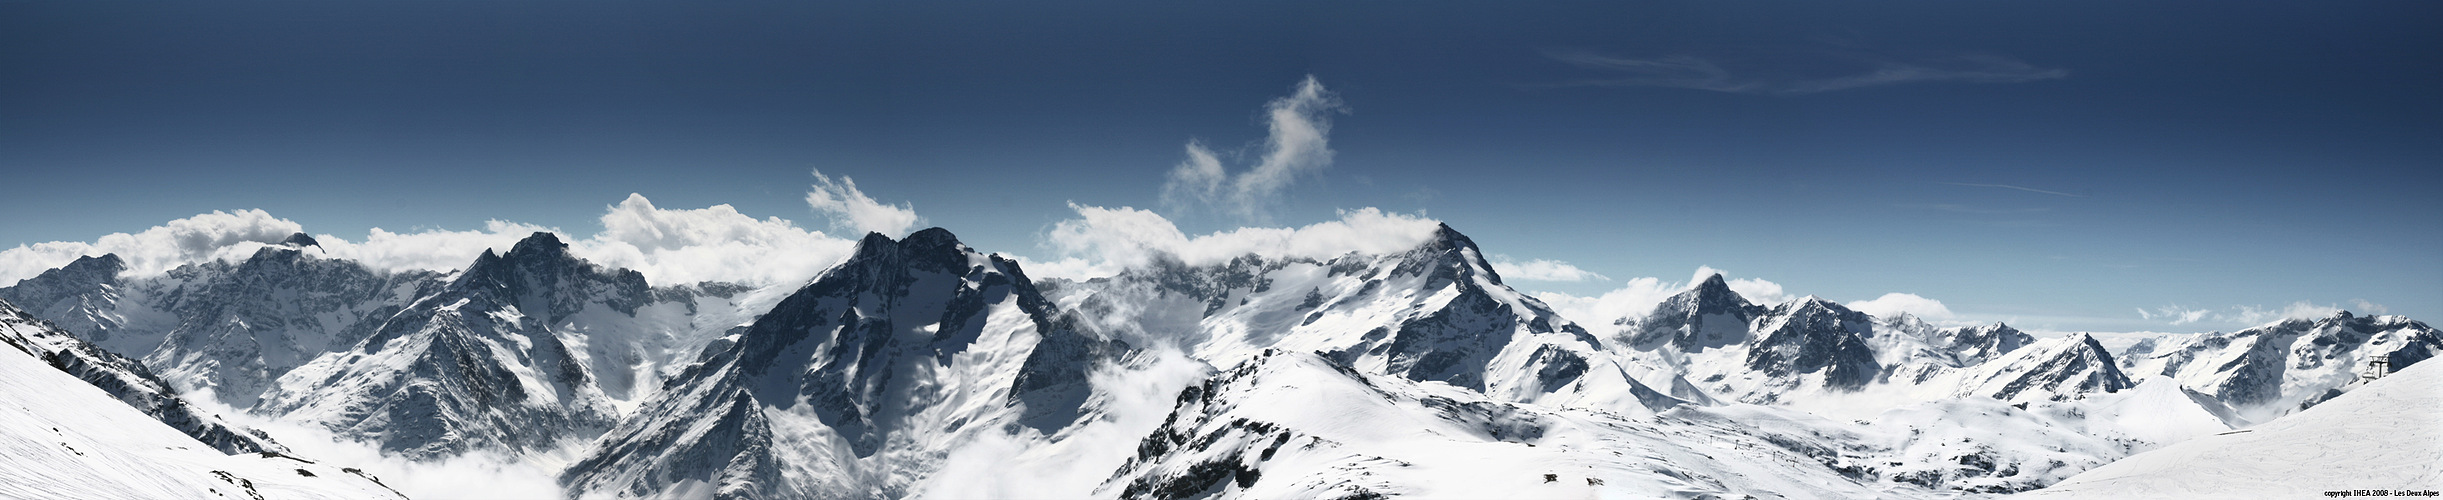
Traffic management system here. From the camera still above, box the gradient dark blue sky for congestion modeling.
[4,0,2437,331]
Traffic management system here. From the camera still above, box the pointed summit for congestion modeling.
[1388,222,1502,287]
[1957,333,2132,402]
[1625,272,1765,351]
[504,231,571,259]
[279,232,323,253]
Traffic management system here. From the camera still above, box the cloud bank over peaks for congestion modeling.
[1847,292,1957,320]
[805,168,923,238]
[1029,203,1440,280]
[576,193,858,286]
[2141,300,2374,327]
[0,193,864,289]
[1160,76,1346,223]
[1487,255,1609,282]
[1532,266,1794,334]
[0,209,306,285]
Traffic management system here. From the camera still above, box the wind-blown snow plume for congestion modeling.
[1031,203,1440,279]
[805,168,923,238]
[1161,76,1345,222]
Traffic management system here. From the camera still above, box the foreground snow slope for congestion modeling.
[0,303,406,499]
[1106,350,1961,499]
[0,299,285,455]
[2028,359,2443,499]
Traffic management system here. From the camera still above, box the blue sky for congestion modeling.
[2,1,2437,332]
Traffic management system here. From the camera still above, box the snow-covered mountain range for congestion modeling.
[2,223,2433,499]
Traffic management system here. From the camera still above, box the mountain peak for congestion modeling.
[505,231,571,259]
[68,253,127,274]
[902,227,963,253]
[280,232,322,251]
[1697,272,1729,289]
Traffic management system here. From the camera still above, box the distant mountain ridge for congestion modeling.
[0,222,2430,499]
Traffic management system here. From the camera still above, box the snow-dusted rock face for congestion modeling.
[1612,276,2132,410]
[0,309,407,500]
[0,238,448,408]
[0,298,283,455]
[1047,223,1682,414]
[1623,273,1765,352]
[255,232,667,459]
[142,246,448,408]
[2118,311,2440,421]
[0,253,138,348]
[562,228,1130,499]
[1955,334,2134,403]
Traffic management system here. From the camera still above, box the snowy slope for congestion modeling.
[0,301,406,500]
[1102,350,1939,499]
[0,298,284,455]
[2118,311,2440,421]
[2029,358,2443,498]
[1046,223,1682,415]
[562,228,1131,499]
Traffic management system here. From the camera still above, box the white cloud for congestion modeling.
[805,168,923,238]
[1533,266,1794,335]
[2227,301,2341,325]
[2352,299,2390,315]
[1533,277,1679,335]
[3,193,863,289]
[1488,255,1608,282]
[2141,301,2352,328]
[1711,269,1793,305]
[315,221,552,275]
[1036,203,1441,280]
[1847,292,1956,320]
[573,193,859,286]
[0,209,305,285]
[1160,76,1345,222]
[2138,305,2214,325]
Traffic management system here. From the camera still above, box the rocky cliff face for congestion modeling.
[254,233,640,459]
[562,228,1130,499]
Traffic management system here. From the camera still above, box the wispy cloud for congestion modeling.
[806,168,924,237]
[1161,76,1347,223]
[1892,203,2053,215]
[2140,300,2370,327]
[1849,292,1956,320]
[1488,255,1609,282]
[1940,182,2087,198]
[1544,48,2065,96]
